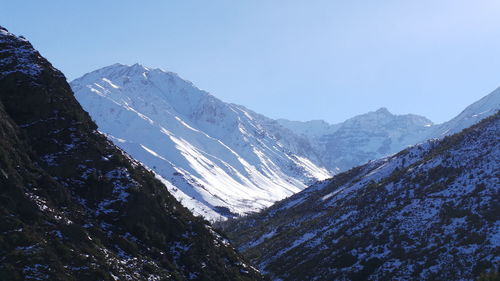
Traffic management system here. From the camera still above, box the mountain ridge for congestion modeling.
[72,62,500,220]
[278,89,499,171]
[279,106,435,171]
[428,87,500,138]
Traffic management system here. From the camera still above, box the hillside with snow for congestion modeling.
[221,113,500,281]
[71,64,330,220]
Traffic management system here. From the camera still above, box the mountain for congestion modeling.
[71,63,500,221]
[0,26,263,281]
[428,87,500,138]
[220,113,500,281]
[278,88,500,172]
[278,108,434,171]
[71,64,330,220]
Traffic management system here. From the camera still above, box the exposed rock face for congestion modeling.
[0,26,262,281]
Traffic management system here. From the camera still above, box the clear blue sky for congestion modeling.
[3,0,500,123]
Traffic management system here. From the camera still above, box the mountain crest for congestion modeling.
[375,106,391,114]
[0,27,59,81]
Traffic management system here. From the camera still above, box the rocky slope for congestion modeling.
[0,26,263,281]
[220,113,500,281]
[71,64,330,220]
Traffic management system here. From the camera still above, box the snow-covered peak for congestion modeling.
[72,63,221,124]
[71,64,331,220]
[73,63,181,86]
[342,107,433,128]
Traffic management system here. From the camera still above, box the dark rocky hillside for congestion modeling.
[220,113,499,281]
[0,26,263,281]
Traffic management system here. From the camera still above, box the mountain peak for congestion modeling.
[107,62,150,74]
[375,107,391,114]
[0,26,52,80]
[130,62,149,71]
[71,62,331,220]
[0,26,17,39]
[80,63,182,82]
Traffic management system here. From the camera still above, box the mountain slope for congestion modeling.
[279,108,434,171]
[220,113,500,281]
[0,26,263,281]
[71,64,330,220]
[428,87,500,138]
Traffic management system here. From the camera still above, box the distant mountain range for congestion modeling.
[279,107,434,171]
[0,26,263,281]
[72,63,500,220]
[220,112,500,280]
[278,88,500,171]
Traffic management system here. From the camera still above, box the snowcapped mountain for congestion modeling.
[0,26,262,281]
[71,64,330,221]
[279,107,435,171]
[221,113,500,281]
[71,63,499,221]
